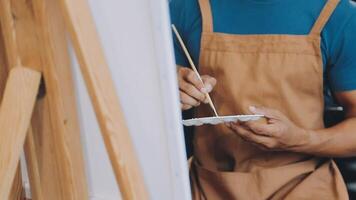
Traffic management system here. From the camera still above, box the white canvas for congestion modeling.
[74,0,191,199]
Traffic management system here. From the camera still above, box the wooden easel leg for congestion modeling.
[0,0,89,199]
[30,0,89,199]
[1,23,27,200]
[58,0,149,199]
[10,165,25,200]
[23,127,43,200]
[0,67,41,200]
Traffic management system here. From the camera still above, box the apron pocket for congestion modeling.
[191,157,319,200]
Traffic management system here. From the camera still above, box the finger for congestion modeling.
[178,67,204,90]
[184,70,205,92]
[180,91,200,107]
[242,121,279,137]
[230,123,256,141]
[201,75,217,93]
[231,123,274,146]
[226,121,240,130]
[179,80,206,102]
[181,103,193,110]
[249,106,285,120]
[225,123,232,129]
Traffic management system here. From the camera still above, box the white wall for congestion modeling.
[73,0,191,199]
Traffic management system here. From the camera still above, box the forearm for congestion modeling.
[298,116,356,157]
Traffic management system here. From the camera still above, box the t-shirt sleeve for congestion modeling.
[328,5,356,92]
[169,0,190,67]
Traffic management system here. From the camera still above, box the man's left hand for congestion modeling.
[228,106,311,151]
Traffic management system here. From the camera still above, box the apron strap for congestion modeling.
[198,0,214,33]
[309,0,340,36]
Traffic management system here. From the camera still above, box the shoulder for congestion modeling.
[325,1,356,92]
[335,0,356,16]
[319,0,356,60]
[326,0,356,30]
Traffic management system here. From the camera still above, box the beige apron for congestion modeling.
[190,0,348,199]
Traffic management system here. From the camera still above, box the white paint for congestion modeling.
[183,115,264,126]
[73,0,191,199]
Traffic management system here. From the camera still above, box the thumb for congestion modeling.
[249,106,281,119]
[249,106,264,115]
[201,76,217,93]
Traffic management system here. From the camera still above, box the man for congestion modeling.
[170,0,356,199]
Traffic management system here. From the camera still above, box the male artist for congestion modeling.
[171,0,356,199]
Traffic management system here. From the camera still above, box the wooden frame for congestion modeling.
[59,0,149,198]
[0,19,24,200]
[0,0,148,199]
[0,67,41,200]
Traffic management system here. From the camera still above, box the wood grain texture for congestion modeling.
[1,2,38,199]
[23,127,44,200]
[59,0,149,199]
[0,10,25,200]
[9,165,25,200]
[31,0,89,198]
[0,0,40,71]
[1,0,89,199]
[0,67,41,200]
[0,0,20,68]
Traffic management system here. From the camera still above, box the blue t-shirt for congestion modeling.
[170,0,356,106]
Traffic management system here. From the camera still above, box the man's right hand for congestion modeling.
[178,67,217,110]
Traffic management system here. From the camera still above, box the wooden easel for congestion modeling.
[0,0,148,199]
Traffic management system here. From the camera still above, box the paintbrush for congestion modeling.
[172,24,219,117]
